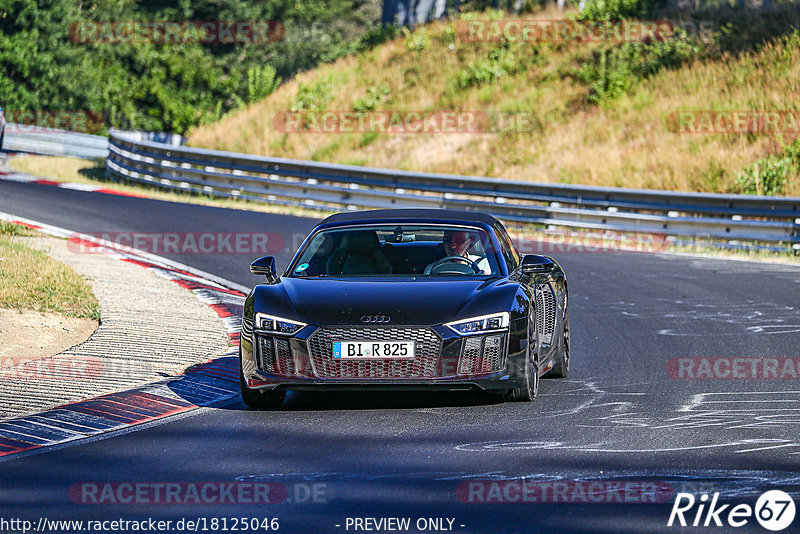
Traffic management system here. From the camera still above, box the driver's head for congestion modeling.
[443,230,472,257]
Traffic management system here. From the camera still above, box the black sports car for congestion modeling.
[240,209,569,407]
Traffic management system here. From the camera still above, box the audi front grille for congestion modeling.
[306,327,444,379]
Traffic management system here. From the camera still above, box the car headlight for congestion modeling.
[254,312,307,335]
[445,312,510,336]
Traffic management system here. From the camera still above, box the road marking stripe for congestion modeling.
[0,421,83,442]
[0,172,147,198]
[0,427,54,445]
[30,409,128,432]
[0,437,39,455]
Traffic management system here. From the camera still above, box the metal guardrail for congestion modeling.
[1,126,184,160]
[106,131,800,245]
[110,130,186,146]
[3,124,109,159]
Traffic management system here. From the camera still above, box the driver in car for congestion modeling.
[427,230,490,274]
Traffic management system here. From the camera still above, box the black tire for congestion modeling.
[238,349,285,409]
[509,325,539,402]
[546,304,570,378]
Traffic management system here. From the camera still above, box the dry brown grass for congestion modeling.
[188,6,800,195]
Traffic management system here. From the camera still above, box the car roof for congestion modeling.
[320,209,501,227]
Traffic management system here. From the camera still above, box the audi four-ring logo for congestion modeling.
[360,315,391,323]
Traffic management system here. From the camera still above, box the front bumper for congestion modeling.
[246,374,515,392]
[240,320,527,392]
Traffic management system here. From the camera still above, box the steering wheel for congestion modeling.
[425,255,482,275]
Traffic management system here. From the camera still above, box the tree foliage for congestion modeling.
[0,0,382,133]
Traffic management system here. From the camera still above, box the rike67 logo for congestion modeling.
[668,490,796,531]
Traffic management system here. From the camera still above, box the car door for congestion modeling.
[494,222,562,365]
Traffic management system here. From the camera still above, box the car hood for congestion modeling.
[253,277,517,326]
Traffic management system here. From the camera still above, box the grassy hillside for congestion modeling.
[188,2,800,195]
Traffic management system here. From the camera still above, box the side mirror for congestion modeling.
[250,256,278,283]
[521,254,555,275]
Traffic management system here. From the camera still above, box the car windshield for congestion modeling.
[289,224,501,277]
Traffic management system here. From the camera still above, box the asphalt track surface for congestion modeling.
[2,178,800,533]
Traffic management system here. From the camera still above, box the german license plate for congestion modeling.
[333,341,415,359]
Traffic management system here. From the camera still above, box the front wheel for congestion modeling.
[546,305,570,378]
[509,339,539,402]
[239,349,285,409]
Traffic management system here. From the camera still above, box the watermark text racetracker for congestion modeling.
[667,357,800,379]
[67,232,285,255]
[273,111,538,134]
[457,480,674,503]
[64,229,673,260]
[1,355,103,381]
[456,19,714,43]
[0,355,224,381]
[668,111,800,135]
[3,111,103,135]
[69,481,328,505]
[512,232,668,255]
[69,21,285,44]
